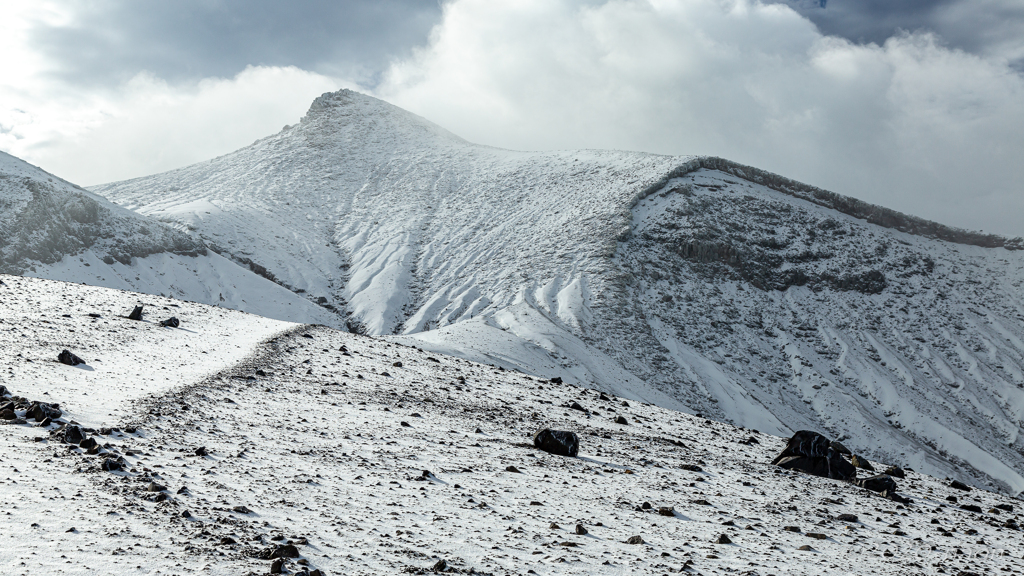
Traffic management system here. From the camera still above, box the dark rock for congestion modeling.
[28,402,61,421]
[79,437,98,450]
[658,506,675,517]
[392,361,403,368]
[549,522,560,530]
[0,409,15,421]
[641,501,652,510]
[836,514,858,523]
[996,504,1014,512]
[159,317,180,328]
[575,524,588,535]
[505,465,521,473]
[63,424,85,444]
[233,505,252,514]
[850,454,874,471]
[220,537,236,545]
[829,440,851,455]
[549,377,563,384]
[0,385,8,397]
[533,428,579,457]
[950,480,971,491]
[615,415,628,425]
[128,305,143,321]
[883,465,906,478]
[807,533,828,540]
[716,534,732,544]
[851,474,898,494]
[195,446,208,457]
[771,430,856,481]
[432,559,448,573]
[270,558,284,574]
[181,510,191,518]
[784,526,801,533]
[36,417,51,427]
[400,421,412,428]
[680,463,703,472]
[880,489,911,504]
[263,544,300,559]
[960,504,983,513]
[100,458,122,472]
[798,545,813,551]
[147,482,167,492]
[626,535,644,545]
[58,350,85,366]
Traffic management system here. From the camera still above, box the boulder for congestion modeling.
[883,465,906,479]
[850,455,875,471]
[58,350,85,366]
[533,428,579,457]
[28,402,61,422]
[851,474,898,494]
[79,437,98,450]
[0,385,9,397]
[101,458,122,472]
[63,424,85,444]
[128,305,144,321]
[771,430,856,481]
[160,317,180,328]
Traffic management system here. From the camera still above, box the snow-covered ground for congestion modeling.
[1,275,1022,575]
[89,90,1024,495]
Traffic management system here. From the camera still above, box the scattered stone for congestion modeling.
[63,425,85,444]
[615,415,629,425]
[549,522,560,530]
[159,317,180,328]
[100,459,122,472]
[549,377,563,384]
[181,510,191,518]
[950,480,971,491]
[716,534,732,544]
[0,385,8,397]
[147,482,167,492]
[233,505,252,514]
[569,401,587,413]
[28,402,61,421]
[533,428,579,457]
[220,537,236,545]
[836,514,858,523]
[263,544,300,559]
[806,533,828,540]
[195,446,209,457]
[392,361,403,368]
[505,465,521,474]
[850,454,875,471]
[680,464,703,472]
[883,465,906,478]
[960,504,983,513]
[658,506,675,517]
[784,526,801,533]
[798,545,813,551]
[432,559,448,573]
[400,421,412,428]
[575,524,588,535]
[270,558,284,574]
[851,475,898,494]
[79,437,98,450]
[0,409,15,421]
[626,535,645,545]
[128,305,143,321]
[641,501,652,510]
[57,350,85,366]
[996,504,1014,512]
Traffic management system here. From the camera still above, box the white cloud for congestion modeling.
[1,65,346,185]
[378,0,1024,236]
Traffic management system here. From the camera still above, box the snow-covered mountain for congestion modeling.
[91,90,1024,495]
[0,150,338,326]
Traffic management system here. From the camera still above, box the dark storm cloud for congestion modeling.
[774,0,1024,65]
[30,0,443,87]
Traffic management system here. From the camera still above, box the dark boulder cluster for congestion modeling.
[1,386,62,426]
[772,430,910,503]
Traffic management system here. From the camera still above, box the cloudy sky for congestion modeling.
[1,1,1022,236]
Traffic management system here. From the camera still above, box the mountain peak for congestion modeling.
[300,89,467,145]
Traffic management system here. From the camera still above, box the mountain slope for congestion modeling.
[0,151,339,326]
[92,89,1024,495]
[2,274,1023,576]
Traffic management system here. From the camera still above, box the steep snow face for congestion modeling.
[92,90,1024,494]
[0,151,339,327]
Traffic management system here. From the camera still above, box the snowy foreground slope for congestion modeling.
[0,151,338,327]
[91,90,1024,495]
[2,275,1023,576]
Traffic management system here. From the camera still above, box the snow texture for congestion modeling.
[1,274,1023,575]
